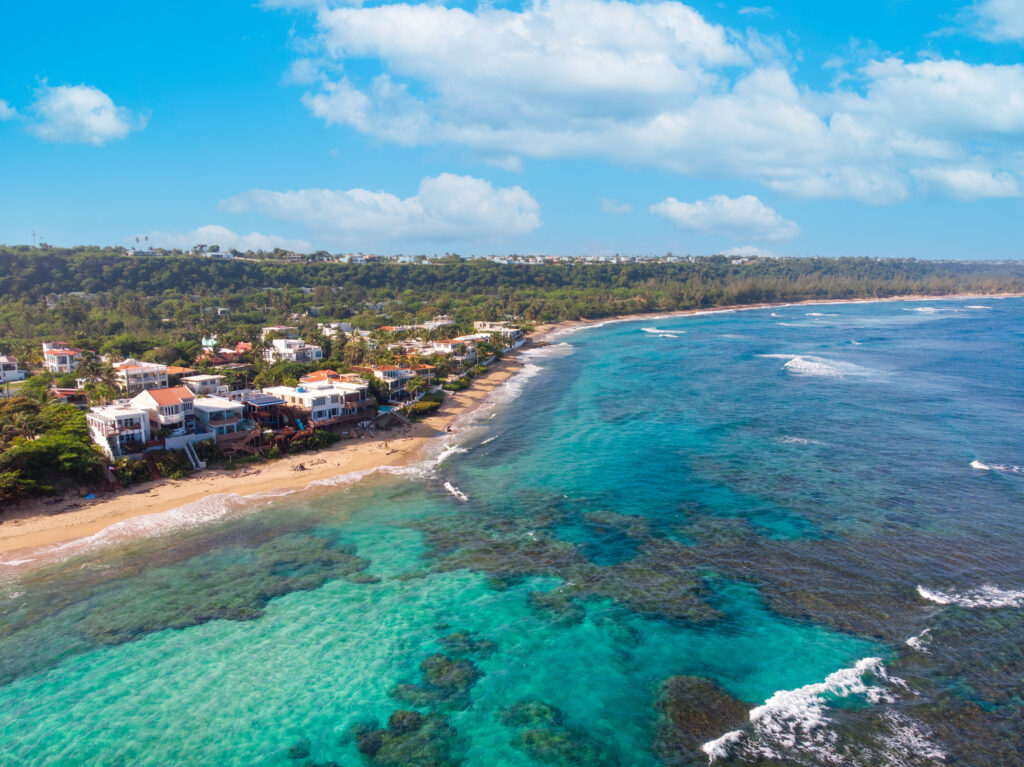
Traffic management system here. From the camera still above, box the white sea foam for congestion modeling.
[701,657,943,765]
[759,354,877,379]
[905,306,942,313]
[701,730,744,762]
[480,435,498,445]
[965,305,990,309]
[443,482,469,503]
[641,327,687,336]
[805,312,837,317]
[969,459,1023,475]
[905,628,932,653]
[779,436,823,445]
[917,584,1024,609]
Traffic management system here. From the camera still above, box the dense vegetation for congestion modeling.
[2,245,1023,356]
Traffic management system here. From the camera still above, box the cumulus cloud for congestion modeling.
[274,0,1024,203]
[912,165,1021,199]
[650,194,800,240]
[0,100,16,120]
[600,198,633,214]
[222,173,541,241]
[136,225,310,252]
[28,84,146,144]
[971,0,1024,41]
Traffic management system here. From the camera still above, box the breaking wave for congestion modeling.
[641,327,687,336]
[965,305,991,309]
[970,459,1024,475]
[905,629,932,653]
[759,354,877,379]
[779,436,823,446]
[443,482,469,503]
[701,658,943,765]
[916,584,1024,609]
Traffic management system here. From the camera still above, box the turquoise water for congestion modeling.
[2,298,1023,765]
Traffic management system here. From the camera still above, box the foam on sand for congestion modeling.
[917,584,1024,609]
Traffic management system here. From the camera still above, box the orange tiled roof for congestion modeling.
[144,386,195,405]
[300,369,341,382]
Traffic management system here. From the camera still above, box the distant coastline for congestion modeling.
[2,290,1020,569]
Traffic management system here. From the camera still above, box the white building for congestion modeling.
[421,315,456,331]
[113,359,169,395]
[318,321,353,338]
[264,338,324,363]
[0,355,26,383]
[131,387,197,436]
[42,342,83,375]
[263,376,374,426]
[193,396,246,436]
[87,402,151,458]
[181,374,230,397]
[351,364,416,398]
[261,325,299,340]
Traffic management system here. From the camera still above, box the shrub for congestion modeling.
[291,429,341,453]
[155,450,193,480]
[408,400,442,420]
[442,377,470,392]
[113,458,150,486]
[194,441,225,462]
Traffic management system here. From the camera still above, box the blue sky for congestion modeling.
[1,0,1022,258]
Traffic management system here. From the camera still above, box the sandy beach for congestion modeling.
[0,358,524,560]
[2,290,1019,564]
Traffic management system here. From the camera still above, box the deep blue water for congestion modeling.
[1,297,1023,766]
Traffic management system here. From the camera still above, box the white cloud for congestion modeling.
[482,154,525,173]
[0,100,16,121]
[135,225,311,252]
[650,194,799,240]
[278,0,1024,203]
[28,84,146,144]
[912,165,1021,199]
[222,173,541,241]
[600,198,633,214]
[738,6,774,16]
[971,0,1024,41]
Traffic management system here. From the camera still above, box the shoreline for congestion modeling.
[529,291,1024,342]
[0,358,524,564]
[2,290,1019,566]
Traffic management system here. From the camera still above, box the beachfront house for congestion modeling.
[181,374,230,397]
[263,338,324,363]
[262,376,376,428]
[351,364,416,400]
[112,359,169,395]
[261,325,299,340]
[87,401,152,458]
[0,355,26,383]
[193,395,246,436]
[473,321,525,342]
[42,342,83,374]
[228,389,287,429]
[131,387,198,436]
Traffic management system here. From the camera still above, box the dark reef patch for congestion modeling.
[352,710,461,767]
[499,699,618,766]
[390,654,483,711]
[652,676,749,765]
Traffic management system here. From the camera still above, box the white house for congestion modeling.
[131,387,198,436]
[318,321,353,338]
[113,359,169,395]
[42,342,83,375]
[0,355,26,383]
[351,364,416,399]
[181,374,230,397]
[87,402,151,458]
[193,396,246,436]
[261,325,299,340]
[264,338,323,363]
[263,376,375,426]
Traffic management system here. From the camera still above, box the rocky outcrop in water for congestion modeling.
[499,699,617,766]
[653,676,749,765]
[352,710,461,767]
[391,654,483,711]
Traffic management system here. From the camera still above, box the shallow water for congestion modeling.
[1,298,1023,766]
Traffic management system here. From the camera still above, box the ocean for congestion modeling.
[1,297,1022,766]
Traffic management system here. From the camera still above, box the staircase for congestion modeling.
[182,442,206,470]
